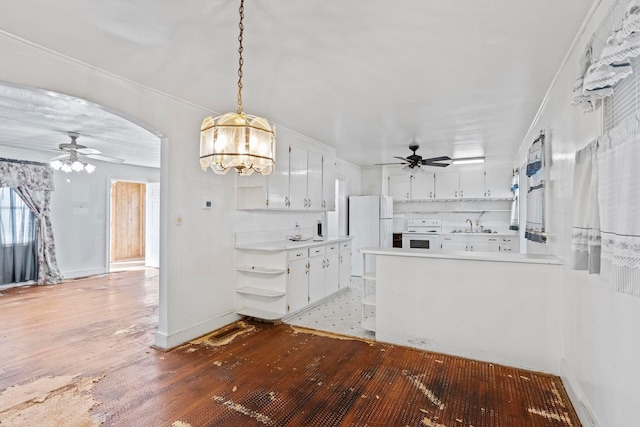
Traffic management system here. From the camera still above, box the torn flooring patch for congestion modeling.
[0,374,103,426]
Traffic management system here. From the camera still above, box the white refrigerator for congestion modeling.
[348,195,393,276]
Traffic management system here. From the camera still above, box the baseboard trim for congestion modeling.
[154,311,241,350]
[560,358,600,427]
[62,267,107,280]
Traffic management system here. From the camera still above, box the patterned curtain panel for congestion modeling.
[0,159,62,285]
[570,141,601,273]
[598,116,640,296]
[509,169,520,231]
[525,134,546,243]
[0,187,38,284]
[572,0,640,111]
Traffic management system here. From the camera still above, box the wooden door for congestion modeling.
[111,182,146,262]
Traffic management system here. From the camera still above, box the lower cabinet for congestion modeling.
[441,234,518,252]
[235,239,351,321]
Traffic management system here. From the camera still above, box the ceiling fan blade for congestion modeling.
[48,154,69,161]
[374,162,407,166]
[393,156,409,162]
[423,162,450,167]
[85,153,125,163]
[422,156,451,163]
[76,147,102,155]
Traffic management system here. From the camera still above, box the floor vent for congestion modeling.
[190,321,255,347]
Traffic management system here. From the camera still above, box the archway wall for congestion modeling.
[0,32,238,348]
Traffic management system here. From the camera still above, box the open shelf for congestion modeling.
[237,307,284,320]
[236,287,286,298]
[362,273,377,281]
[236,265,287,275]
[361,317,376,332]
[362,294,376,306]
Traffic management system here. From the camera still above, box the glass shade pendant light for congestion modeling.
[200,0,276,176]
[50,154,96,174]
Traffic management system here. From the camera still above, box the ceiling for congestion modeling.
[0,1,595,168]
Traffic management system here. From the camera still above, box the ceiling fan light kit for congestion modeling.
[49,132,123,174]
[199,0,276,177]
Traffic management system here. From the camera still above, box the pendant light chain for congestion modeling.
[237,0,245,115]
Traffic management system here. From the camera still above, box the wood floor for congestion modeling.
[0,270,581,426]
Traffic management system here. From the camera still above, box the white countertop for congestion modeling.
[235,236,352,251]
[359,247,562,265]
[440,232,518,237]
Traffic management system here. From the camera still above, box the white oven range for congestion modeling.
[402,219,442,251]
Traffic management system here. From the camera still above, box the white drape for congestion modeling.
[573,0,640,111]
[597,116,640,296]
[570,141,601,273]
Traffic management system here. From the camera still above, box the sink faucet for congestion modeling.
[466,218,473,232]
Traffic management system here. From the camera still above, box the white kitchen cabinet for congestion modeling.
[411,172,435,199]
[288,145,308,210]
[306,151,323,210]
[288,256,309,313]
[459,170,485,199]
[308,245,326,304]
[484,167,513,199]
[434,171,460,199]
[235,239,351,320]
[441,234,517,252]
[441,236,467,251]
[389,174,411,200]
[339,240,351,288]
[324,243,340,295]
[322,154,336,211]
[266,137,291,209]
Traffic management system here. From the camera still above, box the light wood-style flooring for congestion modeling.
[0,270,580,426]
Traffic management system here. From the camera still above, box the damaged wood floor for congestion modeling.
[0,270,581,426]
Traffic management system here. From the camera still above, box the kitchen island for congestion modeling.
[360,247,563,373]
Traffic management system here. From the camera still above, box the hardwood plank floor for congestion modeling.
[0,270,581,426]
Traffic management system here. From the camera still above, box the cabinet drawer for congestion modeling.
[288,249,308,261]
[340,241,351,252]
[326,243,339,254]
[501,238,514,243]
[309,246,326,257]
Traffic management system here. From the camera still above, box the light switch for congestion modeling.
[203,200,212,209]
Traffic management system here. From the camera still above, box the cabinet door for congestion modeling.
[469,236,500,252]
[484,167,513,199]
[306,151,323,210]
[288,258,309,312]
[411,172,435,199]
[288,145,308,210]
[459,170,485,199]
[308,255,325,303]
[322,154,336,211]
[324,252,339,295]
[266,138,291,209]
[434,171,459,199]
[389,174,411,200]
[441,236,467,251]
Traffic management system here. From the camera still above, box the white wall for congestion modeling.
[516,1,640,425]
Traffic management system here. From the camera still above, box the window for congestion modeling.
[0,187,37,284]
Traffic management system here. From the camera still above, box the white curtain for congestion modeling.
[570,140,601,273]
[573,0,640,111]
[597,116,640,296]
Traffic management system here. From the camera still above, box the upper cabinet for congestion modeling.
[411,173,435,200]
[389,174,411,201]
[236,142,336,211]
[390,167,514,201]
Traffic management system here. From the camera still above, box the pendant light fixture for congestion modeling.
[200,0,276,176]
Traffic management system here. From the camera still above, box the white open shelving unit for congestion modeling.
[361,253,376,333]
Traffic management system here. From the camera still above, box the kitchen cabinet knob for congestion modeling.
[487,190,491,197]
[455,191,458,198]
[430,191,433,198]
[460,190,464,197]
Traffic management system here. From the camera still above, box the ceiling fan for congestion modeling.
[49,132,124,172]
[376,144,451,170]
